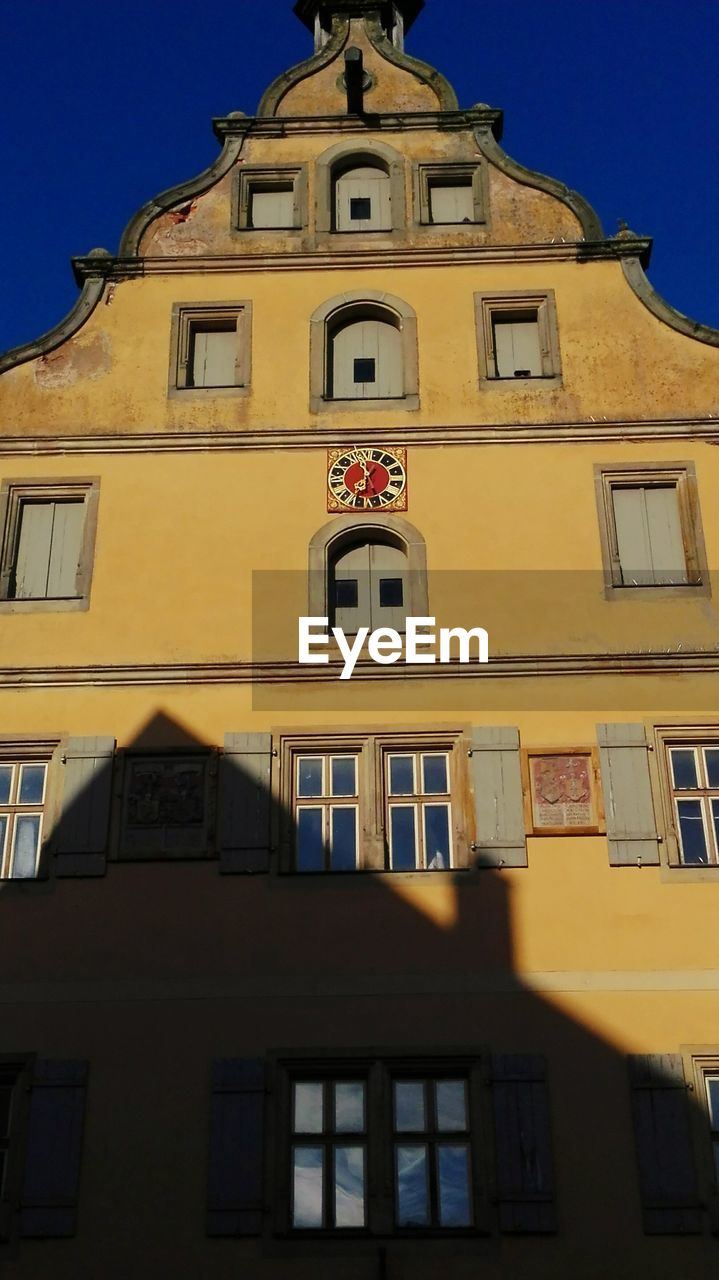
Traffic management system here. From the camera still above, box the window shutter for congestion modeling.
[430,183,474,224]
[207,1058,265,1236]
[597,723,660,866]
[219,733,272,873]
[644,486,687,584]
[470,726,526,867]
[14,503,54,598]
[46,501,84,597]
[251,189,294,228]
[627,1054,702,1234]
[55,736,115,876]
[193,328,237,388]
[491,1054,556,1233]
[20,1060,88,1238]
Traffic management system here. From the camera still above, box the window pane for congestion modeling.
[390,806,417,871]
[0,766,13,805]
[334,1145,365,1227]
[298,757,323,797]
[293,1082,324,1134]
[389,756,415,795]
[350,197,372,221]
[379,577,403,608]
[10,814,41,878]
[422,754,448,794]
[297,808,325,872]
[331,757,356,797]
[353,357,376,383]
[676,799,708,865]
[331,807,357,872]
[706,1076,719,1127]
[671,748,699,789]
[705,749,719,788]
[424,805,451,870]
[334,1082,365,1134]
[18,764,46,805]
[334,579,358,609]
[435,1081,468,1132]
[396,1145,429,1226]
[0,815,8,867]
[437,1145,472,1227]
[292,1146,324,1228]
[394,1081,426,1132]
[713,799,719,861]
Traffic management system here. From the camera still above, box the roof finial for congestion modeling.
[293,1,424,52]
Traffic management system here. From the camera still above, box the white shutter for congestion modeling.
[46,502,84,597]
[645,487,687,584]
[333,542,371,631]
[493,319,542,377]
[335,167,391,231]
[430,183,474,224]
[14,504,54,598]
[250,188,294,228]
[612,488,652,585]
[331,319,402,399]
[369,541,407,631]
[192,328,237,387]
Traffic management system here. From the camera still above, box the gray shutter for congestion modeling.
[627,1054,701,1234]
[14,502,54,599]
[250,188,294,228]
[219,733,272,873]
[207,1058,265,1236]
[46,501,84,597]
[55,737,115,876]
[470,727,526,867]
[491,1054,556,1233]
[20,1060,88,1238]
[193,328,236,388]
[493,319,542,378]
[336,167,391,231]
[430,182,474,224]
[597,723,660,866]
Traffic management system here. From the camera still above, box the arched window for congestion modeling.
[333,162,392,232]
[310,291,419,412]
[327,306,402,400]
[330,534,407,631]
[308,516,429,627]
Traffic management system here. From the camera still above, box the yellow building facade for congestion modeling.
[1,1,719,1275]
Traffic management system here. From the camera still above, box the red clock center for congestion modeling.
[344,461,390,497]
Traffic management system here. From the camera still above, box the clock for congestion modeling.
[327,446,407,512]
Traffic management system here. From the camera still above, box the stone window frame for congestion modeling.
[682,1046,719,1233]
[0,478,100,614]
[0,1053,34,1240]
[269,1048,487,1238]
[594,463,709,599]
[415,163,487,228]
[309,291,419,413]
[276,726,473,876]
[233,166,307,233]
[168,301,252,399]
[315,139,407,239]
[474,290,562,388]
[308,514,428,620]
[112,748,218,862]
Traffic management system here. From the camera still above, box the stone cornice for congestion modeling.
[0,417,717,456]
[0,649,716,689]
[213,105,502,139]
[622,256,719,347]
[70,237,653,285]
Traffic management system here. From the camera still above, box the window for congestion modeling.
[658,735,719,866]
[236,167,305,231]
[286,1061,478,1234]
[418,164,485,226]
[330,536,408,632]
[169,302,251,396]
[704,1073,719,1181]
[334,164,391,232]
[281,731,467,874]
[0,479,99,612]
[120,753,215,858]
[0,759,48,879]
[595,465,706,594]
[310,292,419,412]
[315,142,406,238]
[475,291,561,384]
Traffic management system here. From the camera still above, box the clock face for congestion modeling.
[327,446,407,512]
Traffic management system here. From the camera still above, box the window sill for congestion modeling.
[167,385,250,400]
[480,375,562,391]
[604,582,709,601]
[660,862,719,884]
[0,596,89,614]
[311,395,419,413]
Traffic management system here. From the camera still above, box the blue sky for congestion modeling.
[1,0,718,354]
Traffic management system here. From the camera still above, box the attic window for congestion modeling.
[474,292,561,385]
[236,167,305,232]
[170,302,252,397]
[418,165,485,227]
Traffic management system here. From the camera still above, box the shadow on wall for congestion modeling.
[0,708,714,1279]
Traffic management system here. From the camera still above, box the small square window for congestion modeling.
[334,579,359,609]
[350,197,372,221]
[379,577,403,608]
[475,292,561,384]
[418,165,484,227]
[595,465,706,594]
[170,303,251,396]
[353,357,376,383]
[0,479,99,612]
[236,167,304,231]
